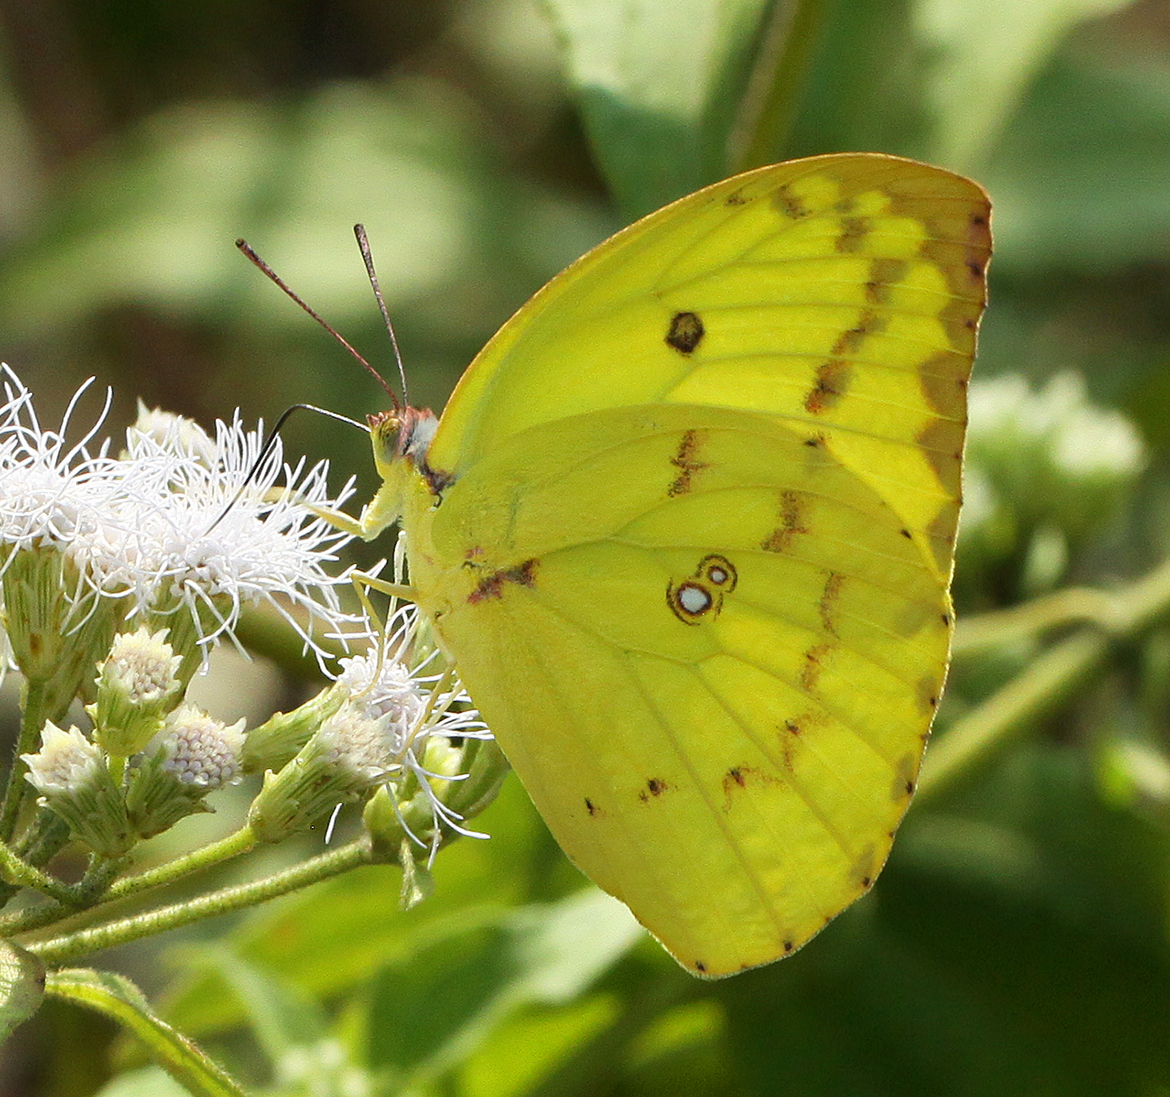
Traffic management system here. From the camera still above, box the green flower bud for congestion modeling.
[247,703,392,843]
[22,722,132,857]
[241,682,347,775]
[1,544,125,717]
[89,627,184,757]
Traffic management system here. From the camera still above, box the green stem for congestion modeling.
[0,677,49,842]
[0,840,78,903]
[921,555,1170,804]
[105,827,257,903]
[918,631,1108,805]
[952,586,1121,659]
[23,836,373,966]
[0,827,258,937]
[732,0,833,172]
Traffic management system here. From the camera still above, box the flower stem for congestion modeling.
[0,677,49,842]
[920,554,1170,804]
[731,0,833,172]
[23,836,373,965]
[0,840,78,903]
[105,827,257,903]
[918,631,1108,805]
[0,827,258,937]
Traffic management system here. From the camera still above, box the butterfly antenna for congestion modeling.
[205,402,369,534]
[353,224,410,408]
[236,237,399,409]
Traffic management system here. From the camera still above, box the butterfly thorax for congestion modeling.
[361,404,472,634]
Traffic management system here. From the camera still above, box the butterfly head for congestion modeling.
[367,403,455,505]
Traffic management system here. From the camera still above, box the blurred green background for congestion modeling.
[4,0,1170,1094]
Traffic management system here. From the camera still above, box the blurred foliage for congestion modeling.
[3,0,1170,1095]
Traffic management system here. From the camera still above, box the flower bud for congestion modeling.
[241,682,347,775]
[126,706,246,838]
[22,723,132,857]
[247,703,392,843]
[89,627,184,757]
[1,545,125,717]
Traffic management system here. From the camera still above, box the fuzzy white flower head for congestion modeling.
[79,409,364,664]
[335,600,491,850]
[0,365,124,559]
[127,401,218,466]
[101,626,183,704]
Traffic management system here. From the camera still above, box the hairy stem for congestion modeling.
[24,836,373,965]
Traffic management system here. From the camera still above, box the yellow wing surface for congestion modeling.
[400,154,991,977]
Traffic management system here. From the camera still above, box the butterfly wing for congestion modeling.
[403,154,990,976]
[425,153,990,571]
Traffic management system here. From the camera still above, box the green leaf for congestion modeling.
[190,946,328,1069]
[95,1066,194,1097]
[986,54,1170,271]
[44,968,246,1097]
[914,0,1135,170]
[0,940,45,1041]
[543,0,774,216]
[365,887,643,1087]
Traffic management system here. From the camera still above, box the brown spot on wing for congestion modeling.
[918,351,970,420]
[916,674,941,714]
[918,203,991,352]
[835,215,870,253]
[848,844,878,892]
[819,572,844,637]
[800,643,834,693]
[468,558,539,604]
[916,418,965,497]
[773,184,809,219]
[761,490,808,552]
[832,309,886,356]
[805,359,852,414]
[668,429,710,496]
[639,777,669,802]
[666,311,704,354]
[865,257,909,305]
[892,753,919,801]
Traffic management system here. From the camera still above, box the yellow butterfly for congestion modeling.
[358,153,990,977]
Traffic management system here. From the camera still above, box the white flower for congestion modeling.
[336,597,491,854]
[89,410,364,664]
[21,721,132,855]
[0,365,124,561]
[90,627,185,756]
[1,368,367,670]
